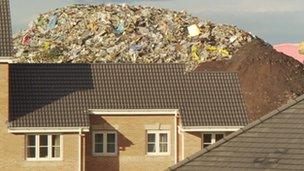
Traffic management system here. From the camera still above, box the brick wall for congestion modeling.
[183,132,202,158]
[0,64,9,122]
[182,131,234,159]
[86,115,176,171]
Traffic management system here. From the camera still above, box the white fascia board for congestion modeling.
[0,56,14,63]
[8,127,90,133]
[181,126,243,132]
[89,109,179,116]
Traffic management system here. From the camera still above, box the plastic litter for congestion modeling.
[114,21,124,35]
[47,15,58,30]
[43,41,51,51]
[229,36,238,43]
[187,24,201,37]
[191,44,200,61]
[130,44,142,52]
[13,4,255,70]
[21,33,31,45]
[219,49,230,57]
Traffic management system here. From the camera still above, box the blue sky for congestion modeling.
[10,0,304,44]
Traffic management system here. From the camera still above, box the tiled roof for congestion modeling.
[9,64,248,128]
[0,0,13,56]
[168,94,304,171]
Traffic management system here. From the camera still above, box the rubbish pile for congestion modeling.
[13,4,254,70]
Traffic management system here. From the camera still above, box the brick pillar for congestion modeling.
[0,63,9,127]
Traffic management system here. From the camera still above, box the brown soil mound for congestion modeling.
[196,38,304,120]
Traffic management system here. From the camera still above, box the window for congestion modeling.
[52,135,61,158]
[147,133,156,153]
[203,134,212,148]
[26,135,62,160]
[93,131,117,156]
[202,133,224,148]
[27,135,36,158]
[39,135,48,158]
[146,130,170,155]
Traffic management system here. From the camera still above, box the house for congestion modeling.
[0,1,248,170]
[168,94,304,171]
[0,63,248,171]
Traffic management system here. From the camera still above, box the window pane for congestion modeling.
[107,144,115,153]
[215,134,224,142]
[52,135,60,146]
[203,144,210,148]
[52,147,60,158]
[27,135,36,146]
[148,134,155,143]
[95,144,103,153]
[95,134,103,143]
[107,133,115,143]
[39,135,48,146]
[203,134,212,143]
[39,147,48,158]
[148,144,156,153]
[160,133,168,143]
[160,144,168,153]
[27,147,36,158]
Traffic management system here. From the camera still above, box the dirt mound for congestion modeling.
[196,39,304,120]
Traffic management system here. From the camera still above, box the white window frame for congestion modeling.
[26,134,63,161]
[146,130,170,156]
[92,131,117,156]
[202,133,225,148]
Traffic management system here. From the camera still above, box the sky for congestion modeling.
[10,0,304,44]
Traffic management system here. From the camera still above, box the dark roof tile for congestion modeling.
[9,64,248,128]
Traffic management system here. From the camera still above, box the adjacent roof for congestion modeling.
[274,43,304,63]
[9,64,248,128]
[168,94,304,171]
[0,0,13,57]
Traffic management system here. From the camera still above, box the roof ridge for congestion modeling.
[167,94,304,171]
[186,71,238,74]
[11,63,186,65]
[10,63,240,74]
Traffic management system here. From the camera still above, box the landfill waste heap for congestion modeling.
[13,4,254,70]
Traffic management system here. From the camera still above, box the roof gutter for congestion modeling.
[174,111,178,164]
[78,128,85,171]
[89,109,179,116]
[180,126,243,132]
[8,127,90,133]
[0,56,14,63]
